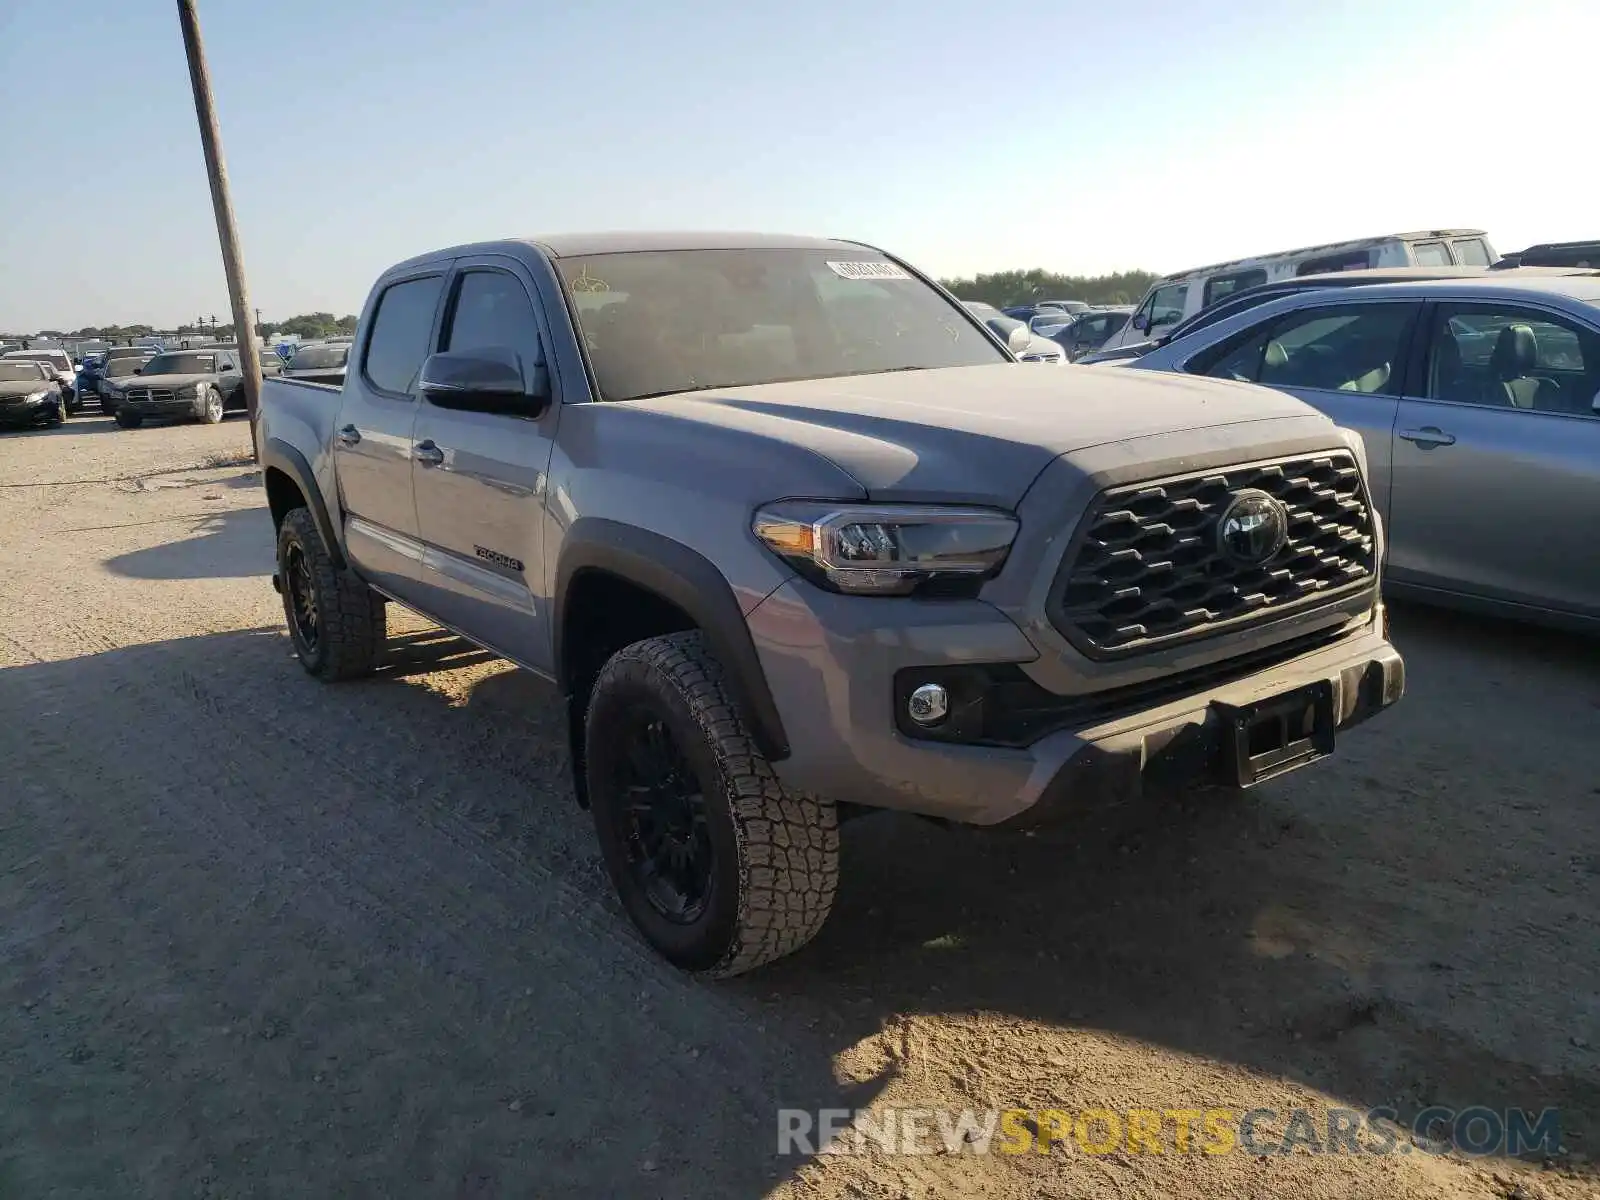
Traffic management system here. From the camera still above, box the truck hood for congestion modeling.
[624,363,1331,507]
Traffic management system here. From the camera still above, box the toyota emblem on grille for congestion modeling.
[1217,489,1288,565]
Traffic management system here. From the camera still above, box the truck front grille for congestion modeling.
[126,388,177,404]
[1049,452,1376,657]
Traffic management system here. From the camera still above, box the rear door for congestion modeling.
[1188,298,1421,521]
[1387,298,1600,617]
[333,270,448,600]
[409,257,562,672]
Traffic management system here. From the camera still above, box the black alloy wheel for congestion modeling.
[283,541,319,657]
[615,704,713,924]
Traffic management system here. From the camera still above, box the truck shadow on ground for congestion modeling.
[102,506,273,581]
[2,607,1595,1196]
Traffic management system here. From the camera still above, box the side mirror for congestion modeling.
[418,346,550,418]
[221,362,236,371]
[1131,313,1151,334]
[1005,325,1034,356]
[133,367,142,374]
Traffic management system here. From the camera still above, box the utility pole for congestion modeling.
[177,0,263,458]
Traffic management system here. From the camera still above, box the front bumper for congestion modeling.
[0,397,62,425]
[124,397,203,418]
[747,580,1402,826]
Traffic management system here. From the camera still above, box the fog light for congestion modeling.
[907,683,949,726]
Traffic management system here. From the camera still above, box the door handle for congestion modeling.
[1398,426,1456,448]
[413,439,445,467]
[337,424,361,446]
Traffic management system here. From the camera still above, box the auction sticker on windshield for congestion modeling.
[827,260,911,281]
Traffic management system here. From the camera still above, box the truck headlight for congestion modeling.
[753,502,1018,596]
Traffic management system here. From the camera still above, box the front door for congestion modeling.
[1388,300,1600,618]
[332,271,447,599]
[409,260,561,674]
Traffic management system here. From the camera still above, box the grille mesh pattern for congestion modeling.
[1051,453,1375,655]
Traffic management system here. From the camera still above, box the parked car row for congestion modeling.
[101,344,282,428]
[0,360,68,428]
[2,347,81,412]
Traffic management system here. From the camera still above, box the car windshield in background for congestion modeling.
[557,249,1005,402]
[0,363,46,382]
[143,353,214,375]
[103,350,151,371]
[9,352,68,369]
[290,345,349,370]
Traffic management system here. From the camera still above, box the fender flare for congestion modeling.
[261,437,345,570]
[553,518,789,762]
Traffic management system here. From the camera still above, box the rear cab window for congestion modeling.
[362,275,446,396]
[1451,238,1492,267]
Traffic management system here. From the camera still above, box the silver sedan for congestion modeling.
[1111,272,1600,631]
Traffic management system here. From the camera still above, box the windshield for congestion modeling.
[290,345,348,370]
[142,353,215,375]
[0,363,46,382]
[10,352,68,369]
[557,248,1005,401]
[103,350,151,374]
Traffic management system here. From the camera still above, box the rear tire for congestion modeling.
[114,409,142,429]
[585,631,838,977]
[276,507,386,681]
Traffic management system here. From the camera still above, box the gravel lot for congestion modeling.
[1,415,1596,1199]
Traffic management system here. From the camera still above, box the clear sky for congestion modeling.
[2,0,1594,331]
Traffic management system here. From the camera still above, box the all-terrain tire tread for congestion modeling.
[592,630,838,977]
[279,508,386,682]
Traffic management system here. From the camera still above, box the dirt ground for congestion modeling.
[0,414,1596,1200]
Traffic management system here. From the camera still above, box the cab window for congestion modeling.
[1451,238,1492,267]
[442,270,544,364]
[362,275,445,396]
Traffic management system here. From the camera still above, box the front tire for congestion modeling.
[114,409,143,429]
[276,507,386,680]
[585,631,838,977]
[199,386,224,424]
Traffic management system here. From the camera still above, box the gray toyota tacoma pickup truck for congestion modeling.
[256,232,1404,977]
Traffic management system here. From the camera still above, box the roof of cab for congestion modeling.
[383,232,877,274]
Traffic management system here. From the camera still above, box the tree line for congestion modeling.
[939,268,1159,309]
[9,312,361,346]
